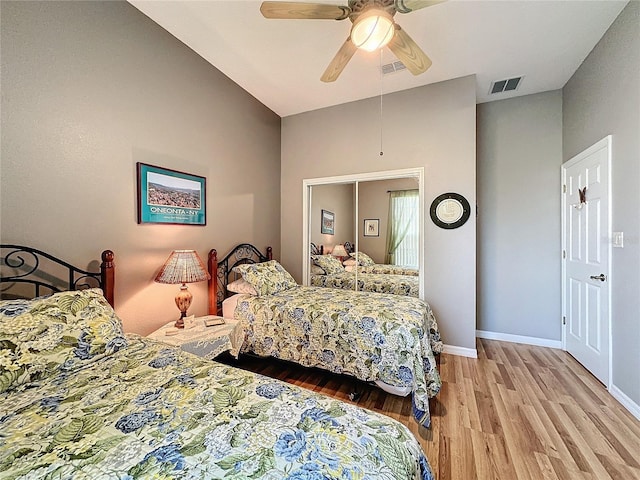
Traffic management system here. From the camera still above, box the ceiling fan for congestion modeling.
[260,0,445,82]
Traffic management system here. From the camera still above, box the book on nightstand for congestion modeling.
[200,315,225,327]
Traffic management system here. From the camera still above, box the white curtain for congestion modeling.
[385,190,419,268]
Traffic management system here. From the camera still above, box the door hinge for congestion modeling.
[562,250,566,259]
[562,316,566,325]
[563,184,567,194]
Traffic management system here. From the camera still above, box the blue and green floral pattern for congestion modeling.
[350,252,376,266]
[235,286,442,427]
[234,260,297,296]
[311,271,419,297]
[0,293,435,479]
[310,255,344,274]
[358,265,419,276]
[0,288,127,393]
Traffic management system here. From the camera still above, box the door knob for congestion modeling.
[590,274,607,282]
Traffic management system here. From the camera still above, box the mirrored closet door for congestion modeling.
[303,168,424,299]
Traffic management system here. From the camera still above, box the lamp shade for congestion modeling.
[332,244,348,257]
[155,250,210,285]
[350,9,395,52]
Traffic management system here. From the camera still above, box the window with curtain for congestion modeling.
[385,190,419,268]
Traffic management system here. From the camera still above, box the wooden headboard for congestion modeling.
[208,244,272,315]
[0,245,115,307]
[310,242,354,256]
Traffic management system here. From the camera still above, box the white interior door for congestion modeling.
[562,136,611,386]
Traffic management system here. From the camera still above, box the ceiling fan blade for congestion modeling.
[387,25,432,75]
[394,0,446,14]
[321,38,357,82]
[260,2,350,20]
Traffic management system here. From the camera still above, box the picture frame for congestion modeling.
[321,209,335,235]
[364,218,379,237]
[137,163,206,225]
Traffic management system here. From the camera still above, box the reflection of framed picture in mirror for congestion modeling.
[363,218,379,237]
[321,209,335,235]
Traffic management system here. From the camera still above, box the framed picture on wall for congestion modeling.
[137,163,206,225]
[364,219,379,237]
[321,209,335,235]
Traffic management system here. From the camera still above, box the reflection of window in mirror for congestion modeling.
[357,178,419,267]
[386,190,419,268]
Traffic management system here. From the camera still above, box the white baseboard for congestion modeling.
[610,384,640,421]
[475,332,640,421]
[476,330,562,349]
[442,344,478,358]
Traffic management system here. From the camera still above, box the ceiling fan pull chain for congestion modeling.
[380,49,384,156]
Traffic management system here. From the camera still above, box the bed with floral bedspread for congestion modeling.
[0,289,434,479]
[233,277,443,428]
[343,252,419,277]
[352,265,419,276]
[310,271,419,297]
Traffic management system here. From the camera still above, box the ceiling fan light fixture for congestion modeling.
[350,9,395,52]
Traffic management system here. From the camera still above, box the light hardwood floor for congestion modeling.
[220,338,640,479]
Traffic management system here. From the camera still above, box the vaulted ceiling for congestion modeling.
[129,0,627,117]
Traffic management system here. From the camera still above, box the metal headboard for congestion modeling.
[310,243,324,256]
[0,245,115,307]
[208,244,272,315]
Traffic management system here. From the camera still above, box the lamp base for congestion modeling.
[174,284,192,329]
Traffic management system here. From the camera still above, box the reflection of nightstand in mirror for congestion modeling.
[147,316,243,359]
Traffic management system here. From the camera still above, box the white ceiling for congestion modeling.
[129,0,627,117]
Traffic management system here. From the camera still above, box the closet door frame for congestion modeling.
[302,167,425,299]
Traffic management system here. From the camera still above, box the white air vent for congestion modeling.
[490,76,524,94]
[381,61,407,75]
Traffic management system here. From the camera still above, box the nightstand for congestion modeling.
[147,316,243,360]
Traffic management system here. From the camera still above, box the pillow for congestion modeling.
[311,255,344,274]
[350,251,375,266]
[0,288,127,393]
[227,278,258,295]
[310,265,326,275]
[342,258,357,266]
[234,260,297,296]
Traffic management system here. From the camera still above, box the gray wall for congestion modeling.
[563,1,640,408]
[310,183,354,250]
[477,91,563,341]
[358,178,418,264]
[0,1,282,335]
[282,76,477,351]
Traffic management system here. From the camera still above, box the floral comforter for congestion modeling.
[0,291,434,480]
[310,272,419,297]
[355,265,419,276]
[235,286,443,427]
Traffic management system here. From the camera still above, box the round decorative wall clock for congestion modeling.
[430,193,471,229]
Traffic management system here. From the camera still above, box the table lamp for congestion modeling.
[331,244,348,262]
[155,250,211,328]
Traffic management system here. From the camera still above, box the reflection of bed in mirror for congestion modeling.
[304,170,424,300]
[342,242,420,276]
[311,270,419,297]
[209,243,443,427]
[312,269,420,297]
[309,242,419,296]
